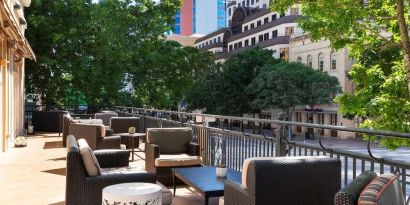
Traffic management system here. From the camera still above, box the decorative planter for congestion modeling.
[128,127,136,134]
[27,125,34,134]
[216,167,227,178]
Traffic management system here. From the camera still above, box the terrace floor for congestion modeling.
[0,132,220,205]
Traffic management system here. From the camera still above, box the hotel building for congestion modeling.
[194,1,356,139]
[0,0,35,152]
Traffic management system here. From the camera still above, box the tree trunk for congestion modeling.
[397,0,410,91]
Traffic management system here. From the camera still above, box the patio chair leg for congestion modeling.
[173,171,176,197]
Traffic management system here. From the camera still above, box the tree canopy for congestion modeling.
[249,61,341,120]
[187,48,278,115]
[25,0,212,112]
[270,0,410,149]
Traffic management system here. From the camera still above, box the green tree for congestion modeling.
[130,40,215,109]
[271,0,410,148]
[187,48,278,115]
[25,0,181,112]
[249,62,341,121]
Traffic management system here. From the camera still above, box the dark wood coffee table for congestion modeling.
[172,167,241,205]
[115,133,145,161]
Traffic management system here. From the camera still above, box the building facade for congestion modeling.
[195,4,357,139]
[170,0,227,36]
[0,0,35,152]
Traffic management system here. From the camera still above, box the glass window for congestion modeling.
[250,23,255,29]
[251,37,256,45]
[259,34,263,42]
[251,0,254,4]
[264,33,269,40]
[331,52,337,70]
[239,42,242,48]
[264,17,269,23]
[307,55,313,68]
[285,26,294,35]
[290,8,299,15]
[272,30,278,38]
[272,14,277,21]
[263,4,267,8]
[245,39,249,46]
[257,20,261,26]
[244,26,248,31]
[318,53,324,71]
[297,56,302,63]
[247,0,250,6]
[229,45,233,52]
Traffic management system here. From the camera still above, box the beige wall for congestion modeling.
[0,0,34,152]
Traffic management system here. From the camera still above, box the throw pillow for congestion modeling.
[78,139,101,176]
[358,173,406,205]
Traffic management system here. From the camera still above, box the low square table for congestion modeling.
[172,167,241,205]
[115,133,145,161]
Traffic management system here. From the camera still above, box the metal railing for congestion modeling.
[115,106,410,198]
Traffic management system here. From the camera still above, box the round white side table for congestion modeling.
[102,183,162,205]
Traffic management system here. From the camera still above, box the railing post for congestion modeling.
[276,125,287,156]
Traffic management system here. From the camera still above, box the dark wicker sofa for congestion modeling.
[65,135,155,205]
[223,156,341,205]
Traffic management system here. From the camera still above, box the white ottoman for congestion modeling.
[103,183,162,205]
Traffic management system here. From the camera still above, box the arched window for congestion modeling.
[318,53,324,71]
[331,52,337,70]
[307,55,313,68]
[297,56,302,63]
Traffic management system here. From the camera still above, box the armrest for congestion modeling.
[94,149,129,168]
[97,135,121,150]
[224,180,253,205]
[187,142,200,156]
[145,143,160,172]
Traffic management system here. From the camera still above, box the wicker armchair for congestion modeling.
[68,123,121,150]
[94,112,118,126]
[145,127,201,184]
[223,156,341,205]
[65,135,155,205]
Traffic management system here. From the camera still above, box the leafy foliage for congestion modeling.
[187,48,278,115]
[270,0,410,149]
[25,0,200,112]
[249,62,341,120]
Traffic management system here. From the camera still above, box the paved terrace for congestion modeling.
[0,133,220,205]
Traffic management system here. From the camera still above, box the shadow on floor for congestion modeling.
[43,141,63,149]
[47,157,66,161]
[49,201,65,205]
[42,168,66,176]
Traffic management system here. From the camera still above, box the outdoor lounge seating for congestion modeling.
[222,156,341,205]
[68,123,121,150]
[145,127,201,184]
[111,117,142,148]
[62,114,116,148]
[65,135,155,205]
[94,112,118,127]
[335,171,406,205]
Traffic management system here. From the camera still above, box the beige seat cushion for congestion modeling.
[77,138,101,176]
[156,181,173,205]
[155,154,201,167]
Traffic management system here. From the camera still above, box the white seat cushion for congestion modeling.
[77,138,101,176]
[155,154,201,167]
